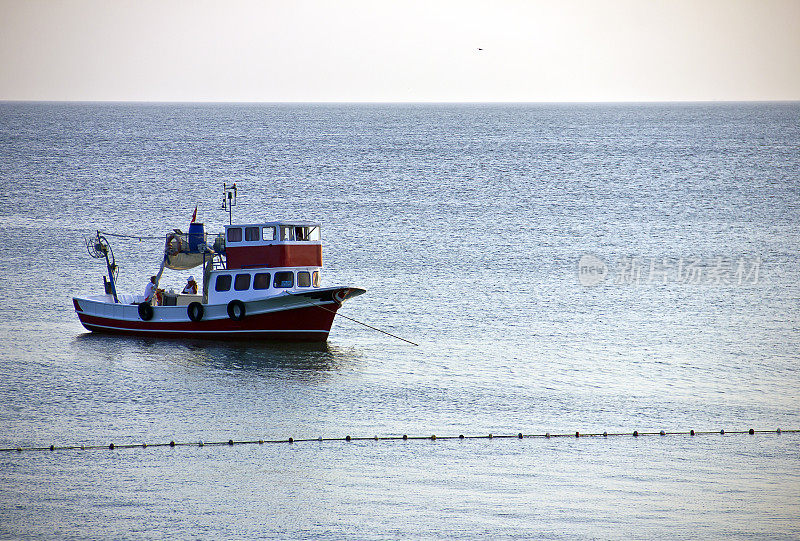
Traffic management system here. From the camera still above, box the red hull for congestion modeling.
[76,303,339,342]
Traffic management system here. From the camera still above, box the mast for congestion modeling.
[222,182,237,225]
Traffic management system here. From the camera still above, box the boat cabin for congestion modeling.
[205,221,324,304]
[207,266,321,304]
[224,221,322,269]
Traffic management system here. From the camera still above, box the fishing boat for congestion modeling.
[73,184,365,341]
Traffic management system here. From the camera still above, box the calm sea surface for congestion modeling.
[0,102,798,539]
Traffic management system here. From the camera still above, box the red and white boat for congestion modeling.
[73,188,364,341]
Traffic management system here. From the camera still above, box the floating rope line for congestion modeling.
[1,428,795,454]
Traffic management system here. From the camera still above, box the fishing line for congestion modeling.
[287,292,419,346]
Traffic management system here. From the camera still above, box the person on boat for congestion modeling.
[182,276,198,295]
[144,276,157,304]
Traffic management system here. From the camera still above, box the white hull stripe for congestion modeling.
[83,322,328,334]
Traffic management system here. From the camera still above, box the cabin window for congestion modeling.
[253,273,270,290]
[262,226,276,241]
[280,226,294,241]
[234,273,251,291]
[312,271,320,287]
[297,271,311,287]
[308,226,320,241]
[215,274,232,292]
[295,227,307,241]
[227,228,242,243]
[245,227,260,242]
[273,271,294,288]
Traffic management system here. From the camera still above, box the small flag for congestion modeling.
[191,205,198,223]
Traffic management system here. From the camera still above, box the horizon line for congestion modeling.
[2,98,799,105]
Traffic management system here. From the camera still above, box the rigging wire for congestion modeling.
[98,231,166,241]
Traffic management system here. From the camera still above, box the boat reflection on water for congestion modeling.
[71,332,361,378]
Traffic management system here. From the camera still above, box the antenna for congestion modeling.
[222,182,237,225]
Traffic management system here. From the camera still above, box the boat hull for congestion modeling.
[73,287,364,342]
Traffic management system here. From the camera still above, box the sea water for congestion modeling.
[0,102,798,539]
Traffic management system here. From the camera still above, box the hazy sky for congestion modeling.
[1,0,799,102]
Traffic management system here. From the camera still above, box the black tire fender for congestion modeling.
[226,300,246,321]
[187,302,204,322]
[138,302,154,321]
